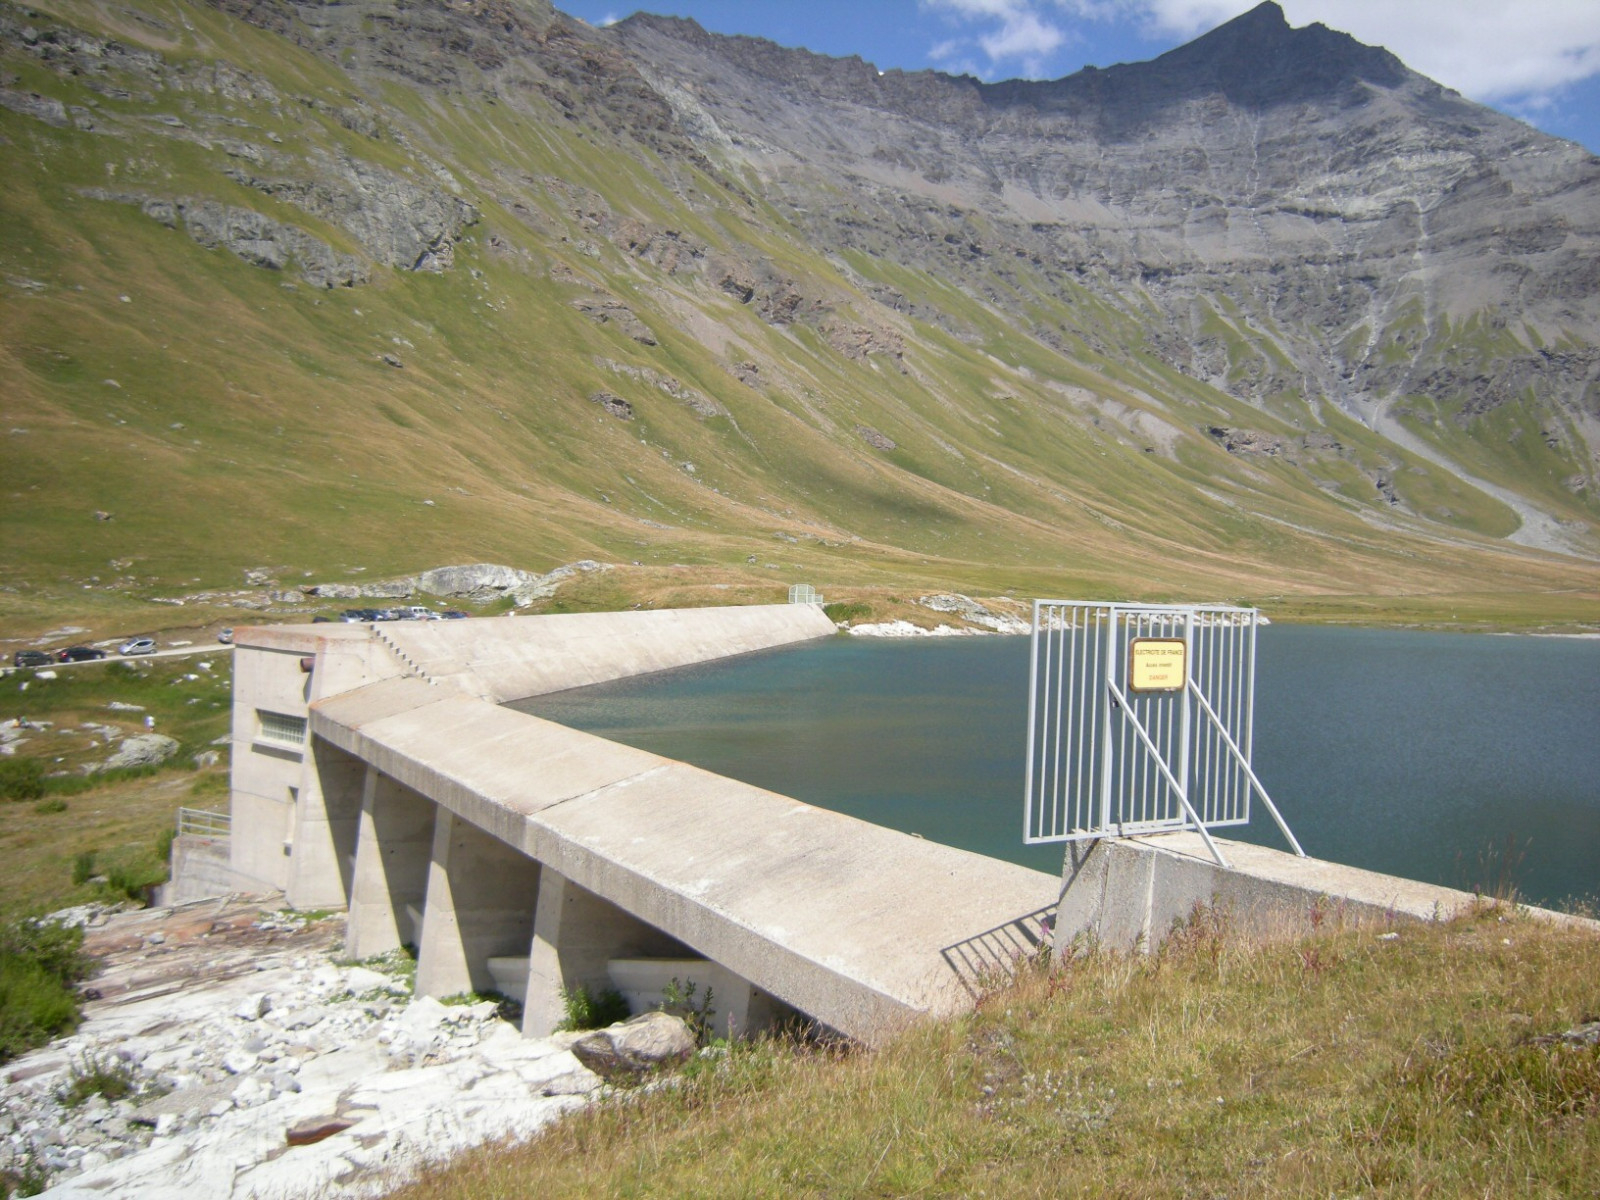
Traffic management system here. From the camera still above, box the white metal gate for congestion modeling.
[1023,601,1302,867]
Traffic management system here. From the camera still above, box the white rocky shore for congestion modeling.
[845,593,1030,638]
[1,898,605,1198]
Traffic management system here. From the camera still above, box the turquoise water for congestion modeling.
[516,627,1600,910]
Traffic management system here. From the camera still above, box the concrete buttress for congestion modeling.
[415,811,542,998]
[346,767,438,960]
[285,739,365,910]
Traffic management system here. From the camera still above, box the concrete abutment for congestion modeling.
[1049,832,1545,957]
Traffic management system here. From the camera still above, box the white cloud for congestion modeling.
[923,0,1074,77]
[1079,1,1600,105]
[981,10,1067,63]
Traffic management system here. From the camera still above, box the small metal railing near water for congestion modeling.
[788,584,824,605]
[176,807,231,840]
[1024,600,1303,867]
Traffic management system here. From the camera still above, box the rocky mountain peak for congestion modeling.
[1147,0,1409,105]
[980,0,1409,130]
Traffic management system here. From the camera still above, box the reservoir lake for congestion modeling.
[516,625,1600,910]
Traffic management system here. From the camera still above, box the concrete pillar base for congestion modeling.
[522,869,686,1037]
[605,957,781,1041]
[415,811,541,999]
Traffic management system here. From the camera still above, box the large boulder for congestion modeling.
[569,1011,695,1081]
[415,564,539,598]
[101,734,179,771]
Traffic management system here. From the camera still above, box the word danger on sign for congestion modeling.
[1128,637,1187,693]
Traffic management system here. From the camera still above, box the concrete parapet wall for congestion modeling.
[375,604,840,702]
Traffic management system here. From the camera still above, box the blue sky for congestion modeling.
[555,1,1600,156]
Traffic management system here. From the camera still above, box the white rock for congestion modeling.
[222,1050,258,1075]
[234,992,271,1021]
[279,1007,327,1031]
[310,966,342,992]
[100,733,179,770]
[342,966,391,994]
[538,1065,602,1097]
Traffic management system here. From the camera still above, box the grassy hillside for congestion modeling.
[392,903,1600,1198]
[2,0,1597,643]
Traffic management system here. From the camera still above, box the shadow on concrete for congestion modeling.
[940,904,1057,999]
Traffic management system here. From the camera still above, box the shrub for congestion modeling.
[823,601,872,624]
[558,983,631,1031]
[0,758,45,802]
[71,852,98,887]
[102,854,167,905]
[661,976,717,1045]
[0,919,89,1062]
[58,1052,139,1107]
[0,1147,49,1197]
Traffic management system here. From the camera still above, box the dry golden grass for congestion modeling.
[390,904,1600,1198]
[0,770,210,920]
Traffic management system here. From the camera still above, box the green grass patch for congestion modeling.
[557,983,631,1032]
[821,600,871,624]
[0,758,45,801]
[57,1051,144,1108]
[0,918,90,1063]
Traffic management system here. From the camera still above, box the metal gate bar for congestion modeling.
[1023,600,1303,863]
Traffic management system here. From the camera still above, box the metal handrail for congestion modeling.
[175,807,231,839]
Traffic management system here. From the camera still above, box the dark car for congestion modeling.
[12,650,52,668]
[441,610,469,620]
[57,646,107,662]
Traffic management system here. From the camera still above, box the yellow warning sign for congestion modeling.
[1129,638,1187,693]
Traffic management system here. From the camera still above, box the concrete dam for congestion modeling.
[179,603,1552,1046]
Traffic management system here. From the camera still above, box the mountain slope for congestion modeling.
[1,0,1596,630]
[608,2,1600,550]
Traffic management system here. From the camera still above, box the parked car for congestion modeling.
[57,646,106,662]
[217,628,234,644]
[342,607,395,623]
[119,638,157,656]
[12,649,52,668]
[440,610,469,620]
